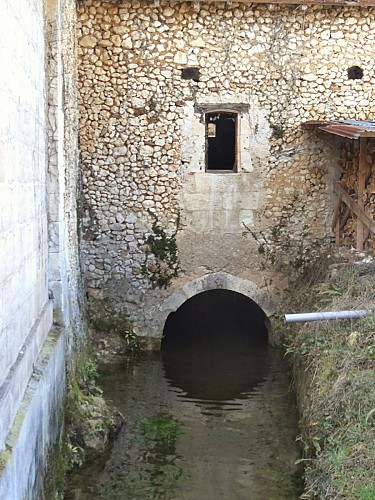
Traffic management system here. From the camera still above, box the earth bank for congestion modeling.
[285,256,375,499]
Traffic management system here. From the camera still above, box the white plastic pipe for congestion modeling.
[284,310,370,323]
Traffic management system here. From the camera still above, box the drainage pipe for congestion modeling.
[284,310,370,323]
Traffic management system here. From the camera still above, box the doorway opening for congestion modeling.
[205,112,237,171]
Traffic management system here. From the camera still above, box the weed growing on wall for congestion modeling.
[142,211,181,289]
[243,194,327,274]
[89,296,139,352]
[43,356,123,497]
[269,122,284,139]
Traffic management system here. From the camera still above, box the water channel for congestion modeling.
[66,290,302,499]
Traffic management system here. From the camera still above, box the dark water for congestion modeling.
[65,333,301,499]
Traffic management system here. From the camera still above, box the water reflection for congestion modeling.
[162,331,269,404]
[65,291,301,499]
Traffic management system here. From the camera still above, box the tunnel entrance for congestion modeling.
[161,290,269,403]
[162,289,268,345]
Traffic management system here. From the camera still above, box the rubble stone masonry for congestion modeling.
[77,0,375,341]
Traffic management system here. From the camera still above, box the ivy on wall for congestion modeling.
[142,211,181,289]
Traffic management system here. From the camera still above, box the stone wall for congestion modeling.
[0,0,83,496]
[77,0,375,341]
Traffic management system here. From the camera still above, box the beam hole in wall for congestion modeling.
[161,290,269,401]
[205,112,237,171]
[181,67,200,82]
[347,66,363,80]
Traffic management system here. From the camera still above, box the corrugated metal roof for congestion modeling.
[304,120,375,139]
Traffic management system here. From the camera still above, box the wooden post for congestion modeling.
[357,137,367,251]
[331,191,342,245]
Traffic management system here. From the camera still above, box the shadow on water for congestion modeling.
[65,290,302,499]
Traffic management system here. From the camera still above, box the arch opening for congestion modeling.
[161,290,270,403]
[162,289,268,345]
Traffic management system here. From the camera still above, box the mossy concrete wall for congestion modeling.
[0,0,84,496]
[0,332,65,499]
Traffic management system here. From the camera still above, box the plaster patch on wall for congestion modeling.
[179,172,260,234]
[247,99,271,169]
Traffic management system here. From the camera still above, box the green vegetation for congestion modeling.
[139,415,182,445]
[66,359,123,465]
[142,210,181,289]
[103,415,183,499]
[43,357,123,498]
[89,296,140,351]
[285,263,375,499]
[269,122,284,139]
[242,199,326,274]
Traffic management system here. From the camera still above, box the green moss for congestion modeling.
[89,297,139,351]
[266,467,303,499]
[43,355,123,498]
[42,426,67,499]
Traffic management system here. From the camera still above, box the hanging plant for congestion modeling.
[141,211,181,289]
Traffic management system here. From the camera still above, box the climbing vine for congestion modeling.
[141,211,181,289]
[243,194,326,273]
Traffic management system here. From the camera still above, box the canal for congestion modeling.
[66,290,302,499]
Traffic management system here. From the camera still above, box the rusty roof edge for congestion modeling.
[319,125,361,139]
[303,120,375,139]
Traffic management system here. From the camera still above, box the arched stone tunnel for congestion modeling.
[161,289,270,401]
[162,289,268,343]
[147,271,278,345]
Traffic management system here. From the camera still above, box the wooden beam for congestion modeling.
[331,192,342,245]
[334,183,375,236]
[331,192,342,231]
[339,206,351,231]
[357,137,367,251]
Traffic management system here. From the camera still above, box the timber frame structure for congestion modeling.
[306,121,375,253]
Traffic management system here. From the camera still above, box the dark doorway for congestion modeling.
[206,112,237,171]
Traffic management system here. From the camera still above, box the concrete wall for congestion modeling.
[0,0,83,496]
[0,0,52,448]
[76,1,375,341]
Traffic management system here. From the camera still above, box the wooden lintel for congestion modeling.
[334,183,375,236]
